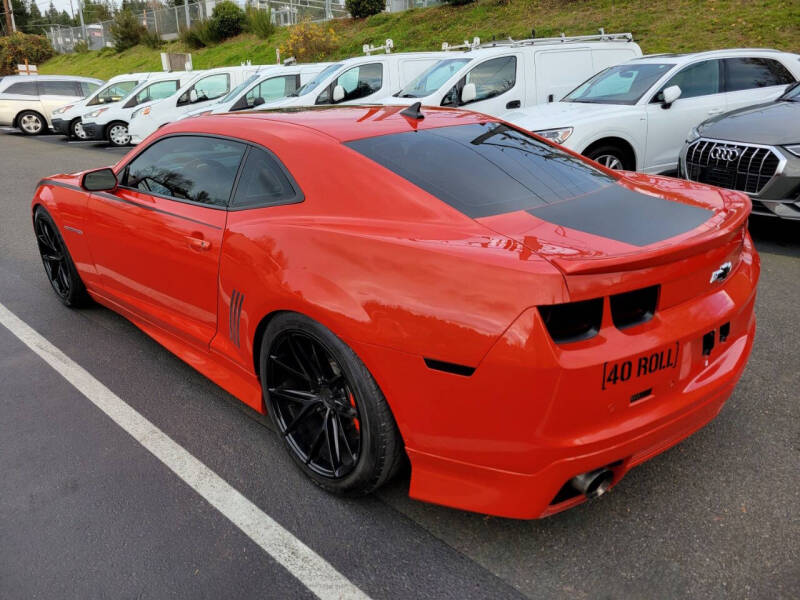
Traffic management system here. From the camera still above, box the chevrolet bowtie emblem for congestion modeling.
[710,261,733,284]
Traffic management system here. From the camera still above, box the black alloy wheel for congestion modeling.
[261,313,403,495]
[268,330,362,478]
[34,208,90,307]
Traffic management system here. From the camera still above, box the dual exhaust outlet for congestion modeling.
[570,468,614,499]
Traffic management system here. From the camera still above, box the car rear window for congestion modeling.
[345,123,615,218]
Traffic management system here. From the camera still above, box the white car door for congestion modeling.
[440,53,524,116]
[643,59,727,173]
[721,56,798,111]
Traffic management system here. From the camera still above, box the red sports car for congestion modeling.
[32,105,758,519]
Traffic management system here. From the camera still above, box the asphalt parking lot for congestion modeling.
[1,129,798,600]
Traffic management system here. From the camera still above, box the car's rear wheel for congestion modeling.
[260,312,403,496]
[18,111,45,135]
[107,121,130,146]
[70,118,87,140]
[34,208,90,307]
[584,144,634,171]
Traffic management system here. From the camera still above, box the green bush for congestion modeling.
[209,1,246,41]
[142,29,163,49]
[180,20,219,49]
[0,32,54,76]
[246,6,275,40]
[110,10,146,52]
[73,40,89,54]
[346,0,385,19]
[440,0,475,4]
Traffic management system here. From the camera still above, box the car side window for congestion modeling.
[41,81,80,96]
[4,81,38,95]
[441,56,517,106]
[316,63,383,104]
[230,147,299,209]
[723,57,796,92]
[654,59,721,101]
[122,136,246,207]
[244,75,300,107]
[178,74,230,106]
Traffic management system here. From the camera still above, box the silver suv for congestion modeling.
[0,75,104,135]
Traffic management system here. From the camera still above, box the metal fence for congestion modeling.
[47,0,441,53]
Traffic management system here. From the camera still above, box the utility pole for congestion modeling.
[78,1,86,41]
[3,0,15,34]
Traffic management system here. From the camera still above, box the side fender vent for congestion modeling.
[230,289,244,347]
[424,358,475,377]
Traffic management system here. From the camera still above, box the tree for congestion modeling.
[110,8,145,50]
[345,0,384,19]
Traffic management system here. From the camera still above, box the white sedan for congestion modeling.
[504,49,800,173]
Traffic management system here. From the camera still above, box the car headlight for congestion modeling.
[686,126,701,143]
[52,105,73,115]
[131,106,151,120]
[785,144,800,158]
[86,107,108,119]
[533,127,574,145]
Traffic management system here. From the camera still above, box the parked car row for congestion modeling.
[3,32,799,218]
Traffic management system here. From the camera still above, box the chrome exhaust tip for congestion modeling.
[570,468,614,499]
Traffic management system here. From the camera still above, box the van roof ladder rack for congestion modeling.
[363,39,394,55]
[442,37,481,52]
[482,29,633,48]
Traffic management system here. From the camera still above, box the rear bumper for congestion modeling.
[352,237,760,519]
[81,121,105,140]
[51,118,70,136]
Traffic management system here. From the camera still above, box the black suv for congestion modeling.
[679,82,800,220]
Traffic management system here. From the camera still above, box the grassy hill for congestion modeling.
[40,0,800,79]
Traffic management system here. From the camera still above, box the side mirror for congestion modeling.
[82,167,117,192]
[253,96,265,107]
[189,89,198,103]
[332,84,345,103]
[661,85,681,108]
[460,82,477,105]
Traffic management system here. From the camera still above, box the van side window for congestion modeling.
[316,63,383,104]
[441,56,517,106]
[723,57,796,92]
[178,74,230,106]
[6,81,38,95]
[41,81,80,96]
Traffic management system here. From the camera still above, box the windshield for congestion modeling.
[779,81,800,101]
[292,63,342,96]
[564,63,675,105]
[395,58,472,98]
[218,73,261,104]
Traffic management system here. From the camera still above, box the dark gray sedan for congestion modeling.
[679,82,800,220]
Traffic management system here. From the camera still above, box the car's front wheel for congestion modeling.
[34,207,91,307]
[18,110,46,135]
[260,312,404,496]
[584,144,634,171]
[70,118,87,140]
[106,121,130,146]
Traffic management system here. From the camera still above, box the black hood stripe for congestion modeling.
[527,185,713,247]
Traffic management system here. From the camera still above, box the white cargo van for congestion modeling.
[382,31,642,117]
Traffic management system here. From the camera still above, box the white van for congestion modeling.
[51,72,156,139]
[0,75,103,135]
[382,32,642,117]
[250,49,453,112]
[128,65,265,144]
[81,71,201,146]
[181,63,333,119]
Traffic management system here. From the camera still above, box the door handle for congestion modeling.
[186,236,210,251]
[506,100,521,109]
[707,108,724,115]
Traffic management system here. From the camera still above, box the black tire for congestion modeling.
[33,207,91,307]
[106,121,130,147]
[584,143,634,171]
[17,110,46,135]
[260,312,404,496]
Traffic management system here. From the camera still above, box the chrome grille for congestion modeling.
[685,139,780,195]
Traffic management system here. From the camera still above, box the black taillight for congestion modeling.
[610,285,659,330]
[538,298,603,344]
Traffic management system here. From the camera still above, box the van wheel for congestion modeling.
[18,111,46,135]
[70,118,87,140]
[107,121,130,146]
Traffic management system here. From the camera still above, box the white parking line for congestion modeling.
[0,301,370,600]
